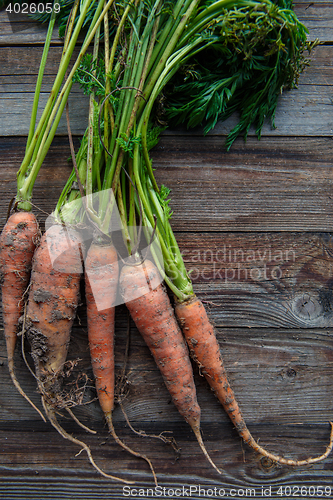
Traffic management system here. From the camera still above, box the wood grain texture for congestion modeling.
[151,135,333,232]
[0,9,63,46]
[0,3,333,498]
[176,231,333,328]
[0,44,332,136]
[0,9,333,136]
[2,135,333,231]
[0,315,332,497]
[294,2,333,41]
[0,135,333,494]
[0,2,332,45]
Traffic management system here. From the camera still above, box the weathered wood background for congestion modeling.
[1,3,333,499]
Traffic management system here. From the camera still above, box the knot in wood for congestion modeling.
[291,292,323,322]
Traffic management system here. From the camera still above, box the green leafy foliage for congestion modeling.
[73,53,109,96]
[8,0,114,38]
[146,124,165,151]
[166,1,314,149]
[158,184,173,221]
[116,132,141,158]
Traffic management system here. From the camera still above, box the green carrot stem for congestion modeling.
[138,39,205,191]
[18,82,73,210]
[103,2,161,200]
[127,158,137,247]
[139,211,189,301]
[17,0,116,205]
[104,5,111,163]
[86,26,101,211]
[132,145,193,297]
[117,183,132,255]
[105,28,138,168]
[111,150,125,195]
[121,0,161,135]
[179,0,259,46]
[113,2,146,133]
[145,0,194,83]
[140,0,200,114]
[61,0,80,56]
[17,0,96,189]
[109,0,136,73]
[26,5,57,153]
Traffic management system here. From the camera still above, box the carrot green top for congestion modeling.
[20,0,311,299]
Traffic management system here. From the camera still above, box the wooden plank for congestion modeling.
[0,431,331,500]
[0,314,332,495]
[296,0,332,3]
[176,231,333,328]
[0,5,332,495]
[0,468,332,500]
[0,45,90,135]
[151,135,333,232]
[1,135,333,232]
[2,139,333,328]
[0,3,332,45]
[2,313,331,425]
[4,38,330,83]
[0,91,89,135]
[0,45,78,76]
[0,136,80,230]
[295,2,333,41]
[6,83,333,138]
[0,43,327,89]
[200,83,333,137]
[1,309,333,479]
[0,42,332,136]
[0,10,63,46]
[293,45,333,85]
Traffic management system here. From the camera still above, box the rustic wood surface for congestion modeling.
[0,3,333,500]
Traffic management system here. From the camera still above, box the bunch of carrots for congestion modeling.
[1,0,333,483]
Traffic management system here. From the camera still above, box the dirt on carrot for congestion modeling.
[23,223,133,482]
[85,237,157,485]
[25,223,84,399]
[119,258,221,474]
[0,210,45,419]
[85,238,118,415]
[175,294,333,466]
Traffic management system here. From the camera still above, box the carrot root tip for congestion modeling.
[8,359,46,422]
[191,423,222,475]
[246,421,333,466]
[66,407,97,434]
[42,401,134,484]
[106,412,158,486]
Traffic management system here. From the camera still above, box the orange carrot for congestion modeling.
[119,258,221,474]
[25,223,83,395]
[85,239,118,415]
[25,224,134,483]
[0,210,45,420]
[175,295,333,466]
[85,238,157,484]
[23,223,125,481]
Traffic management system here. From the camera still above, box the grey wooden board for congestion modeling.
[0,4,333,137]
[0,2,333,497]
[0,2,332,45]
[1,45,333,137]
[1,137,333,326]
[0,89,89,135]
[150,135,333,232]
[0,9,66,46]
[294,2,333,41]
